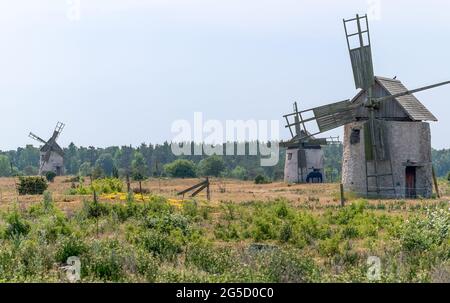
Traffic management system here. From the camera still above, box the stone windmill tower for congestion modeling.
[281,102,338,183]
[29,122,66,176]
[289,14,449,198]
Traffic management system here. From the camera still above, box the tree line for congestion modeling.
[1,142,449,180]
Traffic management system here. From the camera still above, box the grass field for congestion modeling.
[0,176,449,282]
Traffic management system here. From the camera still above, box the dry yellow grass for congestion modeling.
[0,176,448,213]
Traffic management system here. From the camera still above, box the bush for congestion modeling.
[164,159,197,178]
[92,178,123,194]
[135,249,159,282]
[274,202,289,218]
[55,236,87,263]
[4,211,31,239]
[42,190,53,211]
[145,212,190,236]
[263,250,319,283]
[39,213,73,243]
[141,230,183,261]
[44,171,57,182]
[230,166,248,180]
[400,208,450,253]
[279,223,292,243]
[198,155,225,177]
[17,176,48,195]
[252,217,276,241]
[182,200,198,218]
[87,240,125,282]
[186,242,233,274]
[318,234,341,257]
[254,175,270,184]
[83,200,110,219]
[70,178,124,195]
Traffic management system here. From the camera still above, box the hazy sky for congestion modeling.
[0,0,449,150]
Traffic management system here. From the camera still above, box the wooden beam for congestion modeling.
[177,180,207,196]
[191,184,207,197]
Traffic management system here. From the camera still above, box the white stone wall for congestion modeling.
[342,122,367,194]
[284,148,325,183]
[342,121,433,198]
[39,152,64,176]
[387,121,433,198]
[284,148,300,183]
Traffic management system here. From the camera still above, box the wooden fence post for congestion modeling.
[126,173,131,193]
[340,183,345,207]
[432,166,440,198]
[206,177,211,201]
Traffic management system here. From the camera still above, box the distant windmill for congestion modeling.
[29,122,65,176]
[281,102,339,183]
[288,14,450,198]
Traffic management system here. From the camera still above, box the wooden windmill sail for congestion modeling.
[29,122,65,176]
[282,102,337,147]
[290,14,450,195]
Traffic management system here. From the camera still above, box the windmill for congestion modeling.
[290,14,449,198]
[29,122,66,176]
[281,102,339,183]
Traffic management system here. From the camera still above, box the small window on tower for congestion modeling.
[350,128,360,144]
[287,153,292,160]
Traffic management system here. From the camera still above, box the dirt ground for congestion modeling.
[1,176,448,213]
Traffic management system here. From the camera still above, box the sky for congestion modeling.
[0,0,449,150]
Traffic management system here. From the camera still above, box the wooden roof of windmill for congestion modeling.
[350,76,438,122]
[40,139,64,156]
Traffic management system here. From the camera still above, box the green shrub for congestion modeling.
[164,159,197,178]
[182,200,198,218]
[342,225,360,239]
[38,213,72,243]
[318,234,341,257]
[44,171,57,182]
[83,200,110,219]
[92,178,123,193]
[252,217,275,241]
[186,242,233,274]
[87,240,125,282]
[4,211,31,239]
[17,176,48,195]
[332,200,367,225]
[17,239,54,278]
[55,236,87,263]
[135,249,159,282]
[263,250,319,283]
[70,178,124,195]
[254,175,270,184]
[141,230,183,261]
[214,222,241,241]
[293,212,328,244]
[274,202,289,218]
[42,190,53,211]
[198,155,225,177]
[401,208,450,253]
[279,223,292,243]
[145,213,190,236]
[230,166,248,180]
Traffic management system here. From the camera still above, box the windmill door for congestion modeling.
[405,167,416,198]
